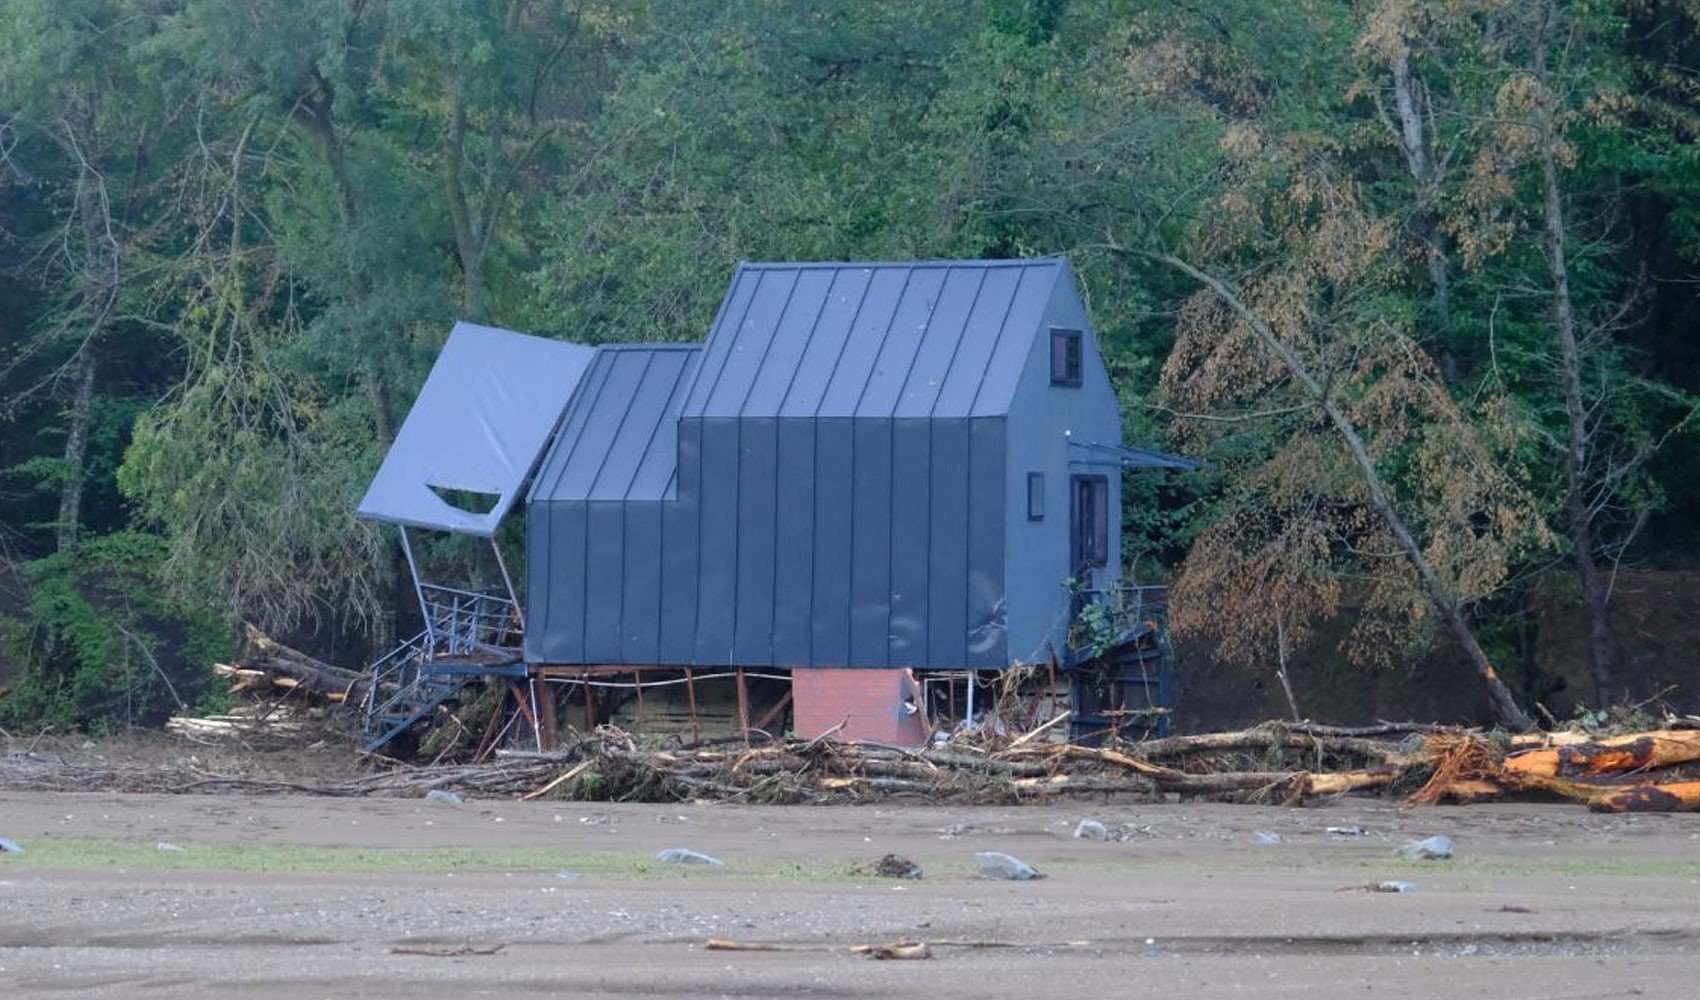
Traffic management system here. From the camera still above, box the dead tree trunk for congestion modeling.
[1533,0,1615,708]
[54,350,96,552]
[1154,253,1535,731]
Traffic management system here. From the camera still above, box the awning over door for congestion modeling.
[356,322,596,536]
[1068,440,1205,471]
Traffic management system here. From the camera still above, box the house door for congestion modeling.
[1070,475,1109,583]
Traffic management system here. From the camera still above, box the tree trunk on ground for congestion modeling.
[1152,252,1536,731]
[1533,0,1615,709]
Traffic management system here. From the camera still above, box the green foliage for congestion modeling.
[0,0,1697,728]
[0,533,230,731]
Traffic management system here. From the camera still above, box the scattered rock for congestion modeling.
[424,789,463,805]
[1073,819,1110,841]
[156,842,185,853]
[1326,826,1368,837]
[857,853,922,879]
[974,851,1043,880]
[0,837,23,854]
[555,870,582,882]
[1253,830,1283,845]
[1395,835,1454,860]
[1375,881,1416,893]
[656,848,723,866]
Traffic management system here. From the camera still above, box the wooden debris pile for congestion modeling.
[1415,728,1700,813]
[211,625,367,707]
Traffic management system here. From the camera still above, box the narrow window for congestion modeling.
[1050,328,1083,387]
[1071,476,1110,570]
[1027,472,1045,521]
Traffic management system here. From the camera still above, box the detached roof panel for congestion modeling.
[356,322,595,536]
[683,259,1064,420]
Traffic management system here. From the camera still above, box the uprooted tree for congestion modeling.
[1123,149,1550,730]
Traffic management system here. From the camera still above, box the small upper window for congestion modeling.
[1050,328,1082,387]
[1027,472,1045,521]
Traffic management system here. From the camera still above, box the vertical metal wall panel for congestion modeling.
[658,420,702,663]
[966,418,1008,667]
[810,417,854,666]
[733,417,778,665]
[620,502,662,664]
[926,420,970,668]
[771,419,816,664]
[849,419,893,668]
[887,419,931,666]
[693,418,739,663]
[522,503,553,663]
[535,502,588,663]
[582,502,625,661]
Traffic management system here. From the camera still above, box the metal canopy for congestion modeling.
[1068,440,1205,471]
[357,322,596,536]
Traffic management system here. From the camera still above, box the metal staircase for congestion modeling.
[360,583,524,753]
[1065,584,1175,744]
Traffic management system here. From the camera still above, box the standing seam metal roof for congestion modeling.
[529,344,701,503]
[678,259,1066,420]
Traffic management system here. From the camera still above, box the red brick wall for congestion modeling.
[792,668,930,745]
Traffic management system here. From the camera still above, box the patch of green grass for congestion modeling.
[0,838,852,881]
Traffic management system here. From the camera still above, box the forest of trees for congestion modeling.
[1,0,1696,731]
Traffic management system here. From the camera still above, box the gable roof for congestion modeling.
[529,344,701,503]
[677,258,1067,420]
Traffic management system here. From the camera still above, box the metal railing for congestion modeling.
[418,583,522,656]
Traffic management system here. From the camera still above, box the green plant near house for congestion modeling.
[0,532,231,731]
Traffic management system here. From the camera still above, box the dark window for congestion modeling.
[1071,476,1110,570]
[1027,472,1045,521]
[1050,328,1082,386]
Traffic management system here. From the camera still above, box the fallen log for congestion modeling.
[1588,780,1700,814]
[1504,730,1700,779]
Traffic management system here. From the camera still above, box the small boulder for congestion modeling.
[1395,835,1454,860]
[656,848,723,866]
[974,851,1043,881]
[0,837,23,855]
[424,789,463,805]
[1073,819,1110,842]
[1253,831,1283,845]
[156,842,185,853]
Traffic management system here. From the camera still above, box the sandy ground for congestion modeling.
[1,790,1697,999]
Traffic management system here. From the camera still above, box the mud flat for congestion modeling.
[1,793,1697,998]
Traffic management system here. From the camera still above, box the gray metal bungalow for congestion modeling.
[358,258,1189,747]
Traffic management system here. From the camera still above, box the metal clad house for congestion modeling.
[358,258,1186,746]
[528,258,1125,670]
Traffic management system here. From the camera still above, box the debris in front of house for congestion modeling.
[853,853,922,879]
[975,851,1043,880]
[1337,881,1416,893]
[0,836,23,854]
[424,789,463,805]
[1253,830,1282,845]
[1395,835,1455,860]
[390,942,507,958]
[852,940,933,960]
[1326,826,1369,838]
[656,848,723,866]
[156,841,185,852]
[1073,819,1110,841]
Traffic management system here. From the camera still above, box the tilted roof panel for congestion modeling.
[357,322,595,536]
